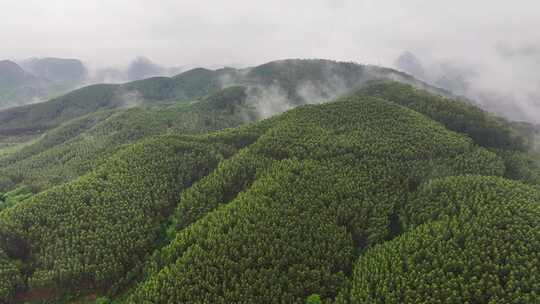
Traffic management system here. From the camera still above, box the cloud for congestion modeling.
[0,1,536,68]
[395,45,540,123]
[1,0,540,122]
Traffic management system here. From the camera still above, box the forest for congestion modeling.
[0,59,538,303]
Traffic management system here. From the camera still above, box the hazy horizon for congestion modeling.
[0,1,537,67]
[2,0,540,122]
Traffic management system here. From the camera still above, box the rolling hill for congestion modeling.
[0,59,448,137]
[0,58,89,110]
[339,176,540,303]
[0,59,539,303]
[0,86,255,192]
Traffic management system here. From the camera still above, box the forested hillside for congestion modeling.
[0,59,445,137]
[0,86,254,192]
[0,60,539,303]
[124,94,506,303]
[0,59,435,194]
[340,176,540,303]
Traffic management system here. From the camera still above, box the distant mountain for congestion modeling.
[394,51,426,80]
[0,60,39,89]
[0,58,90,109]
[126,56,167,81]
[0,59,450,137]
[91,57,183,83]
[0,56,184,110]
[0,60,48,109]
[18,57,87,85]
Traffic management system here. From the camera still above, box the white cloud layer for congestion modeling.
[0,1,536,66]
[1,0,540,121]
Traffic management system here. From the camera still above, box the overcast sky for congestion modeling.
[1,0,538,68]
[2,0,540,121]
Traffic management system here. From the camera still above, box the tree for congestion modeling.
[95,296,111,304]
[306,294,322,304]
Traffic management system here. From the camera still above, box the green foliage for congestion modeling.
[125,95,504,303]
[0,110,116,167]
[246,59,368,103]
[95,296,111,304]
[0,59,431,138]
[345,176,540,303]
[357,81,528,151]
[167,148,273,236]
[306,294,322,304]
[6,61,530,194]
[0,70,538,303]
[0,248,23,303]
[0,184,33,211]
[0,66,233,136]
[403,175,540,230]
[0,135,234,298]
[356,81,540,186]
[0,84,119,136]
[0,87,255,192]
[494,148,540,184]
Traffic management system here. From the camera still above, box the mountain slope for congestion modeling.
[0,135,235,301]
[0,61,38,90]
[0,62,539,303]
[0,70,229,136]
[0,59,449,137]
[0,86,254,192]
[356,81,527,150]
[355,81,540,184]
[0,91,510,303]
[0,58,89,110]
[2,80,537,195]
[0,61,45,110]
[341,176,540,303]
[124,93,507,303]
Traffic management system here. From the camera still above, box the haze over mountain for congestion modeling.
[0,60,48,109]
[90,56,183,83]
[0,56,184,109]
[0,58,539,303]
[1,1,540,303]
[17,57,87,85]
[2,1,540,123]
[0,60,39,89]
[0,59,449,139]
[394,50,540,123]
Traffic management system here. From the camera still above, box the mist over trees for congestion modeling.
[0,56,183,109]
[0,2,539,302]
[394,50,540,123]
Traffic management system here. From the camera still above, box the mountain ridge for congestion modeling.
[0,59,539,303]
[0,59,455,137]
